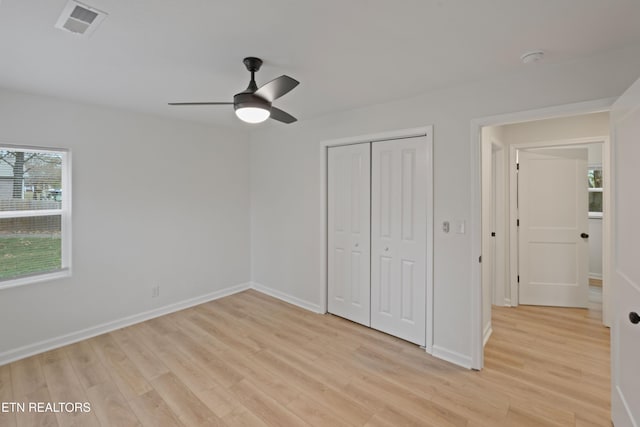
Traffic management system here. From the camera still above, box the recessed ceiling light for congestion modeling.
[521,51,545,64]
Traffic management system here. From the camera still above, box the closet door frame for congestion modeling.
[320,126,434,353]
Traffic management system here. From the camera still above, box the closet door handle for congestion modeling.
[630,312,640,325]
[580,233,589,239]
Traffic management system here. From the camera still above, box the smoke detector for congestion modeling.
[520,51,545,64]
[55,0,107,37]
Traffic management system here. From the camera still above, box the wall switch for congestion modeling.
[455,220,466,234]
[152,285,160,298]
[442,221,450,233]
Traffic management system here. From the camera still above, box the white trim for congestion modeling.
[491,144,507,307]
[589,286,603,304]
[483,322,493,347]
[319,126,434,353]
[425,131,434,353]
[589,273,603,280]
[432,345,473,369]
[613,386,636,427]
[469,122,483,369]
[251,282,323,313]
[62,149,72,275]
[471,98,616,128]
[0,209,63,219]
[0,268,70,291]
[508,145,519,308]
[470,97,616,370]
[320,126,430,147]
[0,143,68,155]
[0,282,251,366]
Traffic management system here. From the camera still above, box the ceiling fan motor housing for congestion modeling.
[233,92,272,112]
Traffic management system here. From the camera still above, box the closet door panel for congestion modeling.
[371,136,427,345]
[328,144,371,326]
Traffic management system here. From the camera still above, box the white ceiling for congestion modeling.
[1,0,640,129]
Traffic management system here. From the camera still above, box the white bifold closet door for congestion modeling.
[327,143,371,326]
[328,136,428,346]
[371,137,427,346]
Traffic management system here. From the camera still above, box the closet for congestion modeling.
[327,135,429,346]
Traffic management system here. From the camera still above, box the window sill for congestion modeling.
[0,269,71,291]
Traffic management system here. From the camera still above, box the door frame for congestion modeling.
[491,144,507,307]
[319,126,434,353]
[470,97,616,369]
[509,138,608,307]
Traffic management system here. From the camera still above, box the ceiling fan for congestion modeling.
[169,57,299,124]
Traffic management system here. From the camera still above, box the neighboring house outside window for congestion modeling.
[0,146,71,289]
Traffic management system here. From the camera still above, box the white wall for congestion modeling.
[0,88,251,359]
[589,218,603,278]
[250,45,640,366]
[501,112,610,144]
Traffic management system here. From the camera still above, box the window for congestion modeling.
[0,146,71,288]
[588,165,603,217]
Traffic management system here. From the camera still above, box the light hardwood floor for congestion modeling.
[0,290,610,426]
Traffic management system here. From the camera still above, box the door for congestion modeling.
[371,136,428,345]
[518,148,589,307]
[327,143,371,326]
[611,76,640,426]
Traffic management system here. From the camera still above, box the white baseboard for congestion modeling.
[0,282,251,367]
[483,322,493,347]
[589,273,603,280]
[504,298,512,307]
[432,345,473,369]
[250,282,323,313]
[589,286,603,303]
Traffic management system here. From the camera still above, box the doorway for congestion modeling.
[475,108,613,369]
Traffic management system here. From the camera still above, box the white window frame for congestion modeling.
[0,145,72,290]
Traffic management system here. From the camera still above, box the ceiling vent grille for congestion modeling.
[55,0,107,37]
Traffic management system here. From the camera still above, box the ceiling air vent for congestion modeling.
[55,0,107,37]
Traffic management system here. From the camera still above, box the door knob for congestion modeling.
[580,233,589,239]
[354,243,359,248]
[630,312,640,325]
[384,247,389,252]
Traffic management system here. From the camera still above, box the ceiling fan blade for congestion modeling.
[254,75,299,102]
[168,102,233,106]
[270,107,297,124]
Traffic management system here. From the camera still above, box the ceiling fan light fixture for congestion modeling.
[169,57,298,124]
[235,106,271,123]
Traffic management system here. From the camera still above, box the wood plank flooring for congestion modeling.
[0,290,610,426]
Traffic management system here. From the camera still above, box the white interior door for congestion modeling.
[371,136,427,345]
[611,76,640,427]
[328,143,371,326]
[518,148,589,307]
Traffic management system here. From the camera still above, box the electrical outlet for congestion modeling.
[151,285,160,298]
